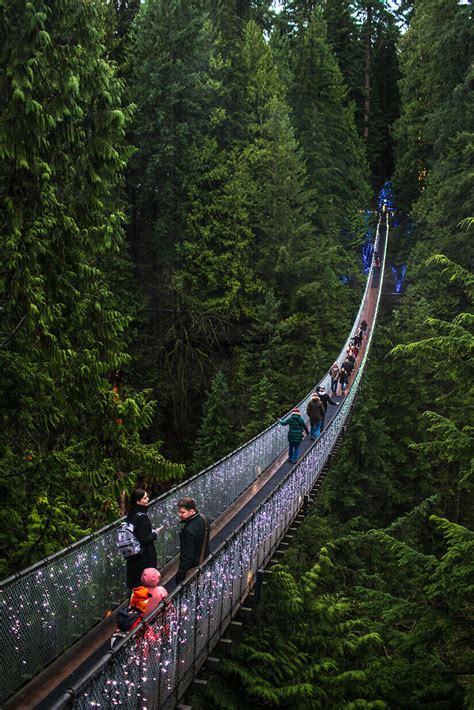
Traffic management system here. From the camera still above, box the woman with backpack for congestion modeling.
[125,489,160,590]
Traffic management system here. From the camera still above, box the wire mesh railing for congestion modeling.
[54,217,388,708]
[0,214,387,704]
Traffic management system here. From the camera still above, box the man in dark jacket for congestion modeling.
[316,386,338,431]
[175,497,210,585]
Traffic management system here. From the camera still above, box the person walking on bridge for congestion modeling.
[175,498,210,585]
[343,353,353,377]
[280,407,308,463]
[306,393,325,440]
[338,366,349,395]
[329,362,340,394]
[316,386,338,430]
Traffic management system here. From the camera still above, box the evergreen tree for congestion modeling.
[393,0,472,211]
[102,0,141,67]
[389,256,473,525]
[192,371,234,472]
[290,8,370,239]
[234,292,287,441]
[234,17,370,430]
[0,0,182,574]
[357,516,473,707]
[277,0,319,34]
[180,18,363,440]
[323,0,364,118]
[410,61,474,267]
[128,0,212,286]
[364,5,400,182]
[126,0,214,447]
[193,559,386,709]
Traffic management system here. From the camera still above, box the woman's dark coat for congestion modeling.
[125,505,157,589]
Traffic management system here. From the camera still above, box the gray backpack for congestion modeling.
[116,513,145,558]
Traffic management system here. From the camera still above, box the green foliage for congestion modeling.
[170,13,367,450]
[192,371,235,472]
[290,8,371,240]
[388,255,473,522]
[364,5,400,182]
[0,0,182,575]
[323,0,364,110]
[393,0,473,211]
[194,560,386,709]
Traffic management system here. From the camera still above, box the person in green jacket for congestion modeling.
[280,407,309,463]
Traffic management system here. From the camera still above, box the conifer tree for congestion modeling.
[182,18,361,433]
[234,292,287,440]
[410,58,474,267]
[192,371,234,472]
[323,0,365,116]
[357,516,473,707]
[290,8,370,239]
[239,18,364,363]
[126,0,215,442]
[0,0,182,574]
[389,256,473,525]
[393,0,472,211]
[102,0,141,66]
[194,559,386,708]
[364,5,400,182]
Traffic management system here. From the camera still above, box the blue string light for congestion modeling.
[391,264,407,293]
[378,180,395,214]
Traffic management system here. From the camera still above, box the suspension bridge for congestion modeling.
[1,212,389,710]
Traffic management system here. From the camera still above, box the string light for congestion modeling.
[71,351,382,707]
[391,264,407,293]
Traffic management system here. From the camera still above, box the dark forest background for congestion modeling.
[0,1,472,705]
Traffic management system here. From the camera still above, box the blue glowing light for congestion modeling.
[362,240,374,273]
[378,180,395,214]
[360,210,374,274]
[338,275,352,285]
[391,264,407,293]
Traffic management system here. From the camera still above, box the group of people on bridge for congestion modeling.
[279,319,368,463]
[125,492,210,589]
[114,492,210,641]
[117,318,369,636]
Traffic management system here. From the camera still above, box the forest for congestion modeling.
[0,0,472,707]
